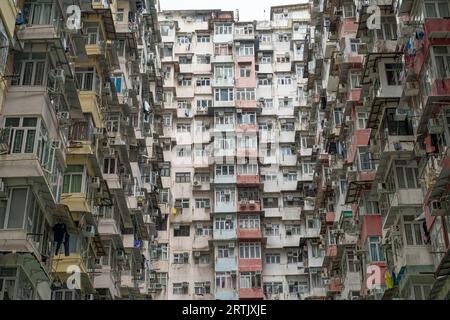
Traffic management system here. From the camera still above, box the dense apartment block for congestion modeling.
[0,0,163,300]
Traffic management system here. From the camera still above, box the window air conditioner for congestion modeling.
[83,225,96,237]
[91,177,101,188]
[194,251,201,257]
[430,200,446,216]
[228,242,235,248]
[225,215,232,220]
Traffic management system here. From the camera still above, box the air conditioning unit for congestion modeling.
[240,199,248,205]
[319,208,327,215]
[345,115,352,123]
[193,180,200,187]
[258,52,263,58]
[377,182,388,193]
[286,195,293,201]
[267,74,272,79]
[430,200,447,216]
[91,177,100,188]
[194,251,201,257]
[228,242,235,248]
[394,108,408,121]
[235,42,241,47]
[225,215,232,220]
[154,283,163,290]
[255,270,261,275]
[249,200,255,206]
[196,223,203,229]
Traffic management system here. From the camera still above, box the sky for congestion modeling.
[159,0,309,21]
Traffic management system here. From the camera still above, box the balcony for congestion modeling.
[328,277,342,293]
[381,189,424,230]
[78,91,104,128]
[215,256,238,271]
[214,201,237,213]
[239,287,264,299]
[279,131,296,143]
[212,55,234,64]
[176,86,195,98]
[52,252,94,293]
[213,100,235,108]
[179,63,194,74]
[258,64,273,74]
[280,154,297,166]
[236,147,258,158]
[236,123,258,132]
[216,289,239,300]
[212,78,235,87]
[237,227,262,239]
[213,226,237,240]
[192,235,211,251]
[424,18,450,39]
[214,174,236,184]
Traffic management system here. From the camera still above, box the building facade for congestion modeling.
[0,0,163,300]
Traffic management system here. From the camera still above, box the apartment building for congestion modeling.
[0,0,163,300]
[311,0,450,300]
[154,4,331,300]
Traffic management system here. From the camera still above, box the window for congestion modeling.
[311,243,324,258]
[277,33,290,42]
[196,99,212,110]
[195,198,210,209]
[261,99,273,108]
[84,23,102,45]
[385,63,402,85]
[196,225,213,236]
[264,223,280,236]
[239,215,260,229]
[194,282,211,295]
[236,88,255,100]
[287,249,300,263]
[403,216,424,246]
[258,76,272,86]
[259,34,271,43]
[307,218,320,229]
[215,217,234,230]
[0,188,32,229]
[237,112,256,125]
[177,35,191,44]
[367,236,384,262]
[176,123,191,133]
[395,164,419,189]
[289,280,308,295]
[216,165,235,176]
[276,55,290,63]
[163,46,173,57]
[356,112,368,129]
[239,242,261,259]
[11,52,48,86]
[237,163,258,175]
[103,158,117,174]
[240,65,251,78]
[350,72,361,88]
[214,65,233,79]
[240,272,261,289]
[156,273,168,287]
[196,77,210,86]
[343,3,355,18]
[302,163,315,175]
[215,23,233,34]
[265,253,281,264]
[23,1,55,25]
[215,188,236,204]
[283,171,297,181]
[215,88,234,101]
[260,55,272,64]
[214,43,233,56]
[237,44,254,56]
[197,35,210,43]
[196,55,211,64]
[263,197,278,208]
[358,149,375,171]
[115,8,124,22]
[163,114,172,127]
[217,245,234,258]
[174,225,190,237]
[160,163,170,177]
[175,172,191,183]
[278,75,292,86]
[376,17,397,41]
[235,26,253,35]
[163,92,173,103]
[174,198,190,209]
[239,135,257,149]
[432,46,450,79]
[264,282,283,295]
[176,147,191,157]
[160,25,173,36]
[411,284,432,300]
[178,77,192,86]
[215,272,236,289]
[160,189,170,204]
[63,165,84,193]
[424,1,450,18]
[285,224,301,236]
[195,255,211,265]
[172,282,189,295]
